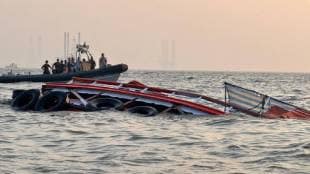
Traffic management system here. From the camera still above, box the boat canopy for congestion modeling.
[224,82,310,119]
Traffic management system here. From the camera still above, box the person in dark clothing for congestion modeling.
[52,58,61,74]
[67,58,72,73]
[71,57,77,72]
[59,60,65,73]
[41,60,52,75]
[89,56,96,70]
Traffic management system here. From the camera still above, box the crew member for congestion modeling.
[75,57,81,71]
[99,53,107,68]
[52,58,61,74]
[41,60,52,75]
[81,58,91,71]
[89,56,96,70]
[64,60,68,73]
[59,60,65,73]
[71,57,77,72]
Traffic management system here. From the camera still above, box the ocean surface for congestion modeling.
[0,70,309,174]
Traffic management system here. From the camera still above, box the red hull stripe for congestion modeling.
[43,83,225,115]
[51,77,227,106]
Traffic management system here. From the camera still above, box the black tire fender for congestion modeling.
[166,106,185,115]
[11,89,40,110]
[89,98,123,110]
[68,103,98,112]
[127,106,158,117]
[35,91,67,112]
[12,89,26,99]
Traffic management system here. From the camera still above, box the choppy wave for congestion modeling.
[0,70,309,173]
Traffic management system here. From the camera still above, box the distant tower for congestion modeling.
[37,35,42,60]
[64,32,70,58]
[160,39,176,70]
[78,32,81,45]
[28,36,34,61]
[64,32,67,58]
[161,40,167,70]
[71,36,76,57]
[170,40,175,69]
[67,32,70,58]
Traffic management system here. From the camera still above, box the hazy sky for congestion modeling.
[0,0,310,72]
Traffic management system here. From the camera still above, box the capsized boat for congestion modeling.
[11,77,225,116]
[10,78,310,119]
[223,82,310,119]
[0,64,128,83]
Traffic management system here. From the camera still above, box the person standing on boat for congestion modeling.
[99,53,107,68]
[71,57,77,72]
[52,58,61,74]
[41,60,52,75]
[89,56,96,70]
[68,57,75,72]
[80,59,86,71]
[81,58,91,71]
[63,60,68,73]
[75,57,81,71]
[67,58,73,73]
[59,60,65,73]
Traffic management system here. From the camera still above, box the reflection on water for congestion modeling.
[0,70,309,173]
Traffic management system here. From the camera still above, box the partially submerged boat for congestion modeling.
[0,64,128,83]
[11,77,225,116]
[10,78,310,119]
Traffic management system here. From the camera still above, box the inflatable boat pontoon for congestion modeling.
[0,64,128,83]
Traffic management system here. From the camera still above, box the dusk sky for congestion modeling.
[0,0,310,72]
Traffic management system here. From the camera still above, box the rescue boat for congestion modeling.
[0,64,128,83]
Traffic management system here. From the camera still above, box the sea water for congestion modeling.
[0,70,309,174]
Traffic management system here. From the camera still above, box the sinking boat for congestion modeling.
[11,77,225,117]
[10,78,310,119]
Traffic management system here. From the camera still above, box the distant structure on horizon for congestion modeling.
[28,36,34,62]
[37,35,42,60]
[160,40,176,70]
[28,35,43,62]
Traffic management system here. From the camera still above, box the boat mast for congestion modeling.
[64,32,66,59]
[78,32,81,45]
[67,32,70,58]
[76,33,81,70]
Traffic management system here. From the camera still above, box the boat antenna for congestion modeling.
[67,32,70,58]
[64,32,66,59]
[78,32,81,45]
